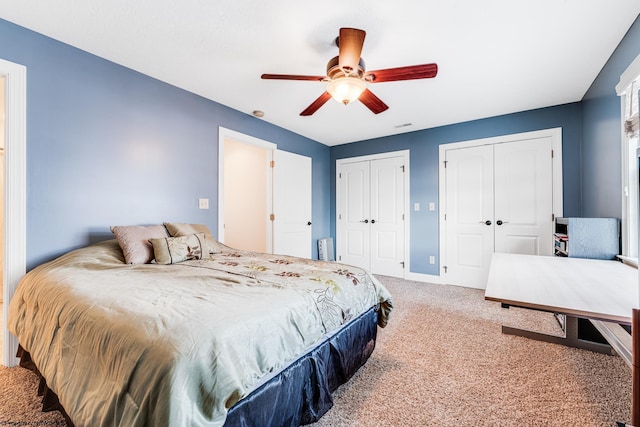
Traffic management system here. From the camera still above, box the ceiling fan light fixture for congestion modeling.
[260,28,436,116]
[327,77,366,105]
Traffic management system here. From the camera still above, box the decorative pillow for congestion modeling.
[163,222,223,254]
[110,225,168,264]
[150,233,206,265]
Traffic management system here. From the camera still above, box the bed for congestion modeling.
[8,224,393,427]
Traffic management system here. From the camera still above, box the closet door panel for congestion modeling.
[370,156,405,277]
[445,145,495,289]
[339,161,371,270]
[494,138,553,256]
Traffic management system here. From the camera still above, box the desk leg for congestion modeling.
[501,315,614,355]
[615,310,639,427]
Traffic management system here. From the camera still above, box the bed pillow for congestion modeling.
[163,222,223,254]
[150,233,207,265]
[110,225,169,264]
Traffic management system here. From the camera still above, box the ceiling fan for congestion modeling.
[261,27,438,116]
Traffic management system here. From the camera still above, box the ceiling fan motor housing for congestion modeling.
[327,56,366,80]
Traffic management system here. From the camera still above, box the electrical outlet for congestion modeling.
[429,202,436,211]
[414,203,420,211]
[198,198,209,209]
[429,256,435,264]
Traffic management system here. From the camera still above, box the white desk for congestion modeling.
[485,253,638,355]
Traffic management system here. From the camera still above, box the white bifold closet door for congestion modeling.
[338,155,405,277]
[445,138,553,289]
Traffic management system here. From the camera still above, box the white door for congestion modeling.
[370,156,405,277]
[494,139,553,255]
[337,154,406,277]
[273,150,312,258]
[339,160,370,269]
[445,138,553,289]
[445,145,495,288]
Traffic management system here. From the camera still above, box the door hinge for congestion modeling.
[444,266,448,273]
[402,214,405,220]
[444,213,447,221]
[443,160,448,168]
[552,213,555,222]
[401,165,405,172]
[270,160,275,168]
[339,214,342,220]
[551,150,554,158]
[338,255,342,261]
[400,261,405,269]
[270,213,275,221]
[339,172,342,179]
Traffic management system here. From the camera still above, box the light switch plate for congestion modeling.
[198,198,209,209]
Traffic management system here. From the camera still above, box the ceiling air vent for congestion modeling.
[394,123,412,129]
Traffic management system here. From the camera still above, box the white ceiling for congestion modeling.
[1,1,639,146]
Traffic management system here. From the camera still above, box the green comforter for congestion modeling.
[9,240,393,426]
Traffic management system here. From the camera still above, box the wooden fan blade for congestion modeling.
[359,88,389,114]
[300,91,332,116]
[338,28,366,74]
[261,73,326,82]
[365,63,438,83]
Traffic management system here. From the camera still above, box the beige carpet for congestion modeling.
[316,276,631,426]
[0,277,632,426]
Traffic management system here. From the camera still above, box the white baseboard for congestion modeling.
[404,272,447,284]
[402,272,486,291]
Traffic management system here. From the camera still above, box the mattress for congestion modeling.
[8,240,393,426]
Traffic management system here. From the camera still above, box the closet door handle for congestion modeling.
[371,219,376,224]
[496,220,503,226]
[360,219,369,223]
[307,221,312,226]
[482,220,492,226]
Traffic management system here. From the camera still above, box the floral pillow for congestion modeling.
[150,233,207,265]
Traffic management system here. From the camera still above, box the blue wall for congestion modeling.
[582,15,640,218]
[330,104,583,275]
[3,12,639,275]
[330,14,640,276]
[0,18,330,269]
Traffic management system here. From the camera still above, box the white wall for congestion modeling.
[223,138,268,252]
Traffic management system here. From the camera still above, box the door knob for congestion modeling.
[496,220,503,226]
[360,219,369,223]
[484,220,492,226]
[307,221,312,226]
[371,219,376,224]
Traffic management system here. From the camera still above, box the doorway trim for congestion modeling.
[1,59,27,367]
[217,127,276,250]
[438,127,563,283]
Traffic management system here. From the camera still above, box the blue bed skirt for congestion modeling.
[224,306,379,427]
[18,306,379,427]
